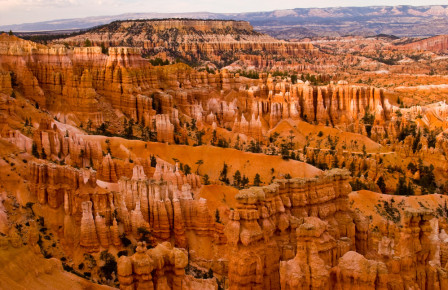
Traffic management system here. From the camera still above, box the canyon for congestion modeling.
[56,19,316,69]
[1,14,448,290]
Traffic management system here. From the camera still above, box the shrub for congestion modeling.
[215,209,221,224]
[100,251,117,280]
[183,164,191,175]
[253,174,261,186]
[203,174,210,185]
[376,176,386,193]
[350,179,369,191]
[219,163,230,184]
[233,170,241,187]
[395,176,414,195]
[150,155,157,167]
[137,227,152,243]
[120,233,131,247]
[117,250,128,257]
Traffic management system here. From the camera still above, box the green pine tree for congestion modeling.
[233,170,241,187]
[253,173,261,186]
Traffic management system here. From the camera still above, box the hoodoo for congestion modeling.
[2,7,448,289]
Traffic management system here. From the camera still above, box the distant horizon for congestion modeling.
[1,1,448,26]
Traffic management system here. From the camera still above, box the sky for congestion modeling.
[0,0,447,25]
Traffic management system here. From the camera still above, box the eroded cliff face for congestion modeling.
[58,20,316,68]
[343,190,448,290]
[399,35,448,53]
[330,209,445,290]
[241,76,391,128]
[27,154,207,252]
[223,171,448,290]
[117,241,191,289]
[0,33,395,147]
[224,169,354,289]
